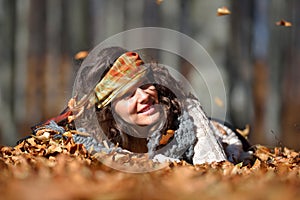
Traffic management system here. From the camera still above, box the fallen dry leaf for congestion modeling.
[0,126,299,200]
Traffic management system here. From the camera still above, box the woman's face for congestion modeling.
[112,83,161,127]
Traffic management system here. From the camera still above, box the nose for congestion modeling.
[136,88,150,103]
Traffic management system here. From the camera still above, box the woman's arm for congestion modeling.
[184,98,227,164]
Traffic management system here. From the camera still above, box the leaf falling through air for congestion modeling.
[217,6,231,16]
[275,19,292,27]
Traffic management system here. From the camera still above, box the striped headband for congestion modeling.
[88,51,148,109]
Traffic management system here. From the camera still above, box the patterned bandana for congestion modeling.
[88,51,148,109]
[68,52,148,113]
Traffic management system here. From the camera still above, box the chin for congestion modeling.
[137,112,161,126]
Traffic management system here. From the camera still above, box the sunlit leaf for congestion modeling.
[156,0,163,5]
[275,19,292,27]
[236,124,250,139]
[0,123,299,199]
[74,51,89,60]
[214,97,224,107]
[217,6,231,16]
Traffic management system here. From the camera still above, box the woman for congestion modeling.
[67,46,253,165]
[30,46,252,165]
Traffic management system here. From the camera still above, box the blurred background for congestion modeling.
[0,0,299,150]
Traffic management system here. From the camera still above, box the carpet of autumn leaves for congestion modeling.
[0,129,299,200]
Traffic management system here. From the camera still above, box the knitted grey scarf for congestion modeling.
[147,110,196,161]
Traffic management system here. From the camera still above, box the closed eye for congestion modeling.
[121,89,135,99]
[118,80,153,100]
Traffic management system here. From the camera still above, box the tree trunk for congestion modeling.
[0,0,17,145]
[26,0,47,125]
[281,0,300,150]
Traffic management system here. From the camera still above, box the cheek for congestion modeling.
[113,99,136,120]
[114,101,127,117]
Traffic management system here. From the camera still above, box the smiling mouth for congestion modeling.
[138,101,156,114]
[138,104,151,113]
[138,106,157,116]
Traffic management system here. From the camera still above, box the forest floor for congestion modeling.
[0,129,299,200]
